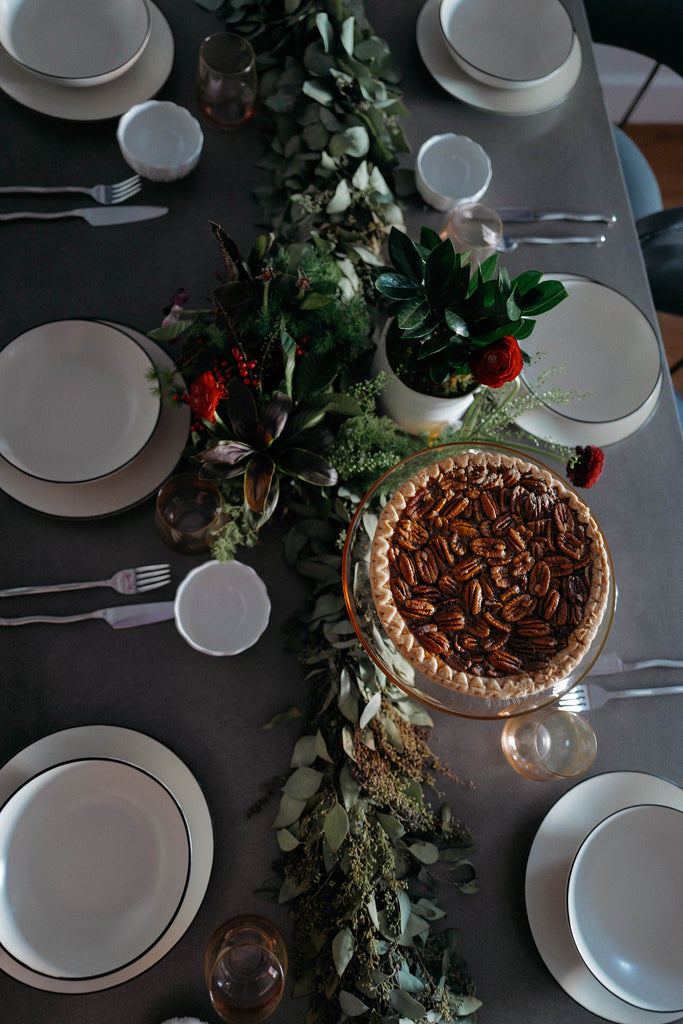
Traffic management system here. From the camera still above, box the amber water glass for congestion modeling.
[196,33,258,129]
[501,707,597,781]
[204,915,288,1024]
[154,473,223,554]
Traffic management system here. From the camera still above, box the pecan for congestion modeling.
[516,618,551,637]
[429,535,455,568]
[501,593,537,622]
[395,519,429,550]
[459,634,482,653]
[403,598,436,616]
[448,534,467,557]
[470,537,507,559]
[511,552,534,577]
[527,634,559,651]
[545,555,574,576]
[541,589,560,620]
[404,492,434,518]
[480,632,508,652]
[553,501,575,532]
[480,490,499,520]
[420,632,452,657]
[490,565,513,589]
[442,495,470,518]
[483,610,512,633]
[492,512,519,536]
[453,555,483,581]
[465,616,490,639]
[529,560,551,597]
[415,547,439,584]
[397,552,417,586]
[433,606,466,629]
[439,571,461,596]
[451,518,479,538]
[489,650,523,673]
[463,579,483,616]
[391,577,411,603]
[556,532,585,560]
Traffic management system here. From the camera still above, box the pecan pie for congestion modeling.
[369,451,610,699]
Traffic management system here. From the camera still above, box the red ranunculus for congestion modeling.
[469,335,524,388]
[188,370,225,422]
[566,445,605,488]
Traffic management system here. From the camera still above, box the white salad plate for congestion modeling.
[0,1,173,120]
[0,323,190,517]
[0,320,161,483]
[438,0,574,90]
[525,771,683,1024]
[0,726,213,993]
[516,275,662,447]
[567,803,683,1013]
[0,0,151,87]
[416,0,582,116]
[0,759,190,979]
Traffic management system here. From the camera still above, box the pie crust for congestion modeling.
[370,451,610,699]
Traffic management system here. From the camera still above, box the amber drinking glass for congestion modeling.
[501,707,597,781]
[204,915,288,1024]
[154,473,223,554]
[196,33,258,129]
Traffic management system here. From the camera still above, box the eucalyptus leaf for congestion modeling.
[324,802,349,853]
[283,765,323,799]
[359,690,382,728]
[339,991,369,1016]
[272,792,307,828]
[408,841,440,865]
[389,988,427,1020]
[277,827,301,851]
[331,925,355,975]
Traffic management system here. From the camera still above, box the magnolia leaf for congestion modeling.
[244,454,275,513]
[196,439,253,466]
[272,793,307,828]
[339,991,368,1016]
[225,378,259,438]
[277,827,300,851]
[325,802,349,853]
[276,448,338,488]
[283,765,323,799]
[259,392,292,444]
[332,925,355,975]
[359,691,382,729]
[408,841,440,865]
[389,988,427,1020]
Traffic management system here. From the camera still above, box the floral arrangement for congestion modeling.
[159,3,607,1023]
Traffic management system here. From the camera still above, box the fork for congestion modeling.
[558,681,683,712]
[0,175,141,205]
[496,233,607,252]
[0,564,171,598]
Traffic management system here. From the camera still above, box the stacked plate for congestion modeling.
[0,726,213,993]
[417,0,583,116]
[0,319,190,517]
[526,772,683,1023]
[0,0,174,120]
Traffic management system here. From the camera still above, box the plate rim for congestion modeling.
[525,769,683,1024]
[0,725,213,993]
[0,319,162,483]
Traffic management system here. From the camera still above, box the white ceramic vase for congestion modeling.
[372,320,477,436]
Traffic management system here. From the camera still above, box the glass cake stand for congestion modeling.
[341,443,615,720]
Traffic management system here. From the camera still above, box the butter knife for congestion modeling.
[0,205,168,225]
[497,206,616,224]
[0,601,176,628]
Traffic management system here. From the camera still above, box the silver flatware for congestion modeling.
[0,564,171,598]
[497,206,617,224]
[558,680,683,712]
[0,205,168,225]
[496,233,607,252]
[589,652,683,675]
[0,174,141,205]
[0,601,176,628]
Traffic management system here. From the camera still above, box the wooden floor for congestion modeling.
[623,124,683,395]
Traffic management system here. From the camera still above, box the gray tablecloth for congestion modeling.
[1,2,683,1022]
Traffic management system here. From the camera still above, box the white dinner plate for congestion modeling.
[0,0,173,120]
[0,726,213,993]
[0,320,161,483]
[0,759,190,978]
[416,0,582,116]
[525,770,683,1023]
[0,323,190,517]
[516,275,662,447]
[438,0,574,89]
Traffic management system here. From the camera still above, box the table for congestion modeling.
[1,1,682,1022]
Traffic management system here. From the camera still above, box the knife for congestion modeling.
[0,206,168,225]
[0,601,176,627]
[497,206,616,224]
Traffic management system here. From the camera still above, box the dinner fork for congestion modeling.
[0,175,141,205]
[496,233,607,252]
[558,681,683,712]
[0,564,171,598]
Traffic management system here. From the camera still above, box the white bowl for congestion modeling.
[438,0,575,90]
[0,0,151,87]
[175,560,271,656]
[415,133,491,211]
[567,804,683,1013]
[117,101,203,182]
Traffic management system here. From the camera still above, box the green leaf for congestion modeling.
[324,802,349,853]
[375,271,420,300]
[377,812,405,839]
[277,828,300,851]
[387,226,423,283]
[272,793,307,828]
[359,691,382,728]
[332,925,355,975]
[314,11,332,51]
[302,80,334,105]
[283,765,323,799]
[340,16,355,57]
[389,987,426,1019]
[339,991,368,1016]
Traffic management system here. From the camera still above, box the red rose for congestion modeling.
[469,335,524,388]
[566,445,605,488]
[188,371,225,422]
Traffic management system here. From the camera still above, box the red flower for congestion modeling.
[188,371,225,422]
[566,445,605,488]
[469,335,524,388]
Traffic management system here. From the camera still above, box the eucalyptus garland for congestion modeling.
[191,2,486,1021]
